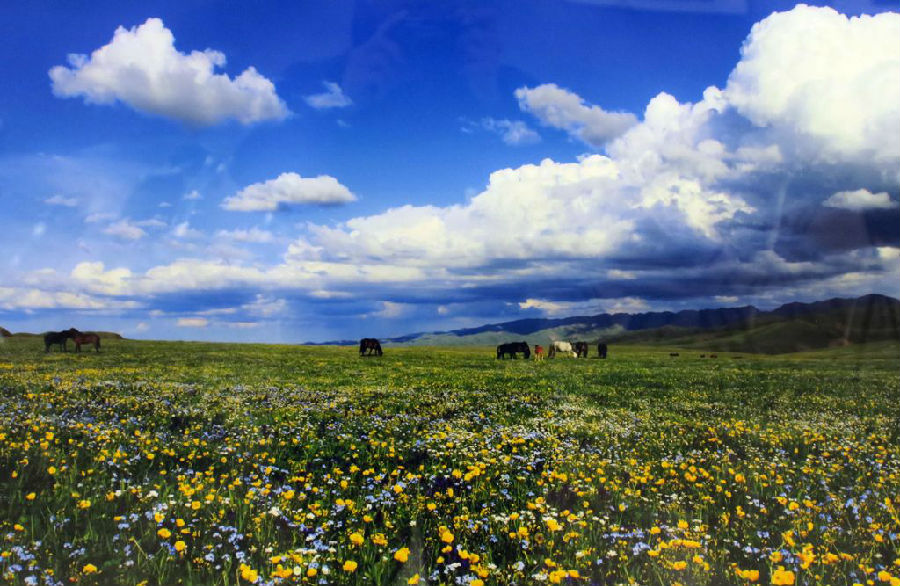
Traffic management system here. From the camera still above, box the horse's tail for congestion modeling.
[96,336,101,350]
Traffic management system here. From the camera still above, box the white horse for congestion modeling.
[548,340,576,358]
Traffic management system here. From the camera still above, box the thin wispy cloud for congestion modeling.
[462,117,540,145]
[304,81,353,109]
[44,194,78,207]
[102,219,146,240]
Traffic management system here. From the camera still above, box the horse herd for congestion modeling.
[497,340,608,360]
[43,328,101,353]
[358,338,609,361]
[40,332,606,360]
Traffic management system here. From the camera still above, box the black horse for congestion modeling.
[44,328,79,353]
[597,342,608,359]
[573,341,590,358]
[359,338,383,356]
[497,342,530,359]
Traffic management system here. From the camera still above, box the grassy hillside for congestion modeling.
[391,295,900,354]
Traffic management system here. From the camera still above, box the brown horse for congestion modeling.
[74,332,101,352]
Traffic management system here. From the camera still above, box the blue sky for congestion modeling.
[1,0,898,342]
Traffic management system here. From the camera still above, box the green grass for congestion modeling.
[0,337,898,585]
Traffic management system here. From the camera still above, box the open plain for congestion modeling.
[1,339,898,585]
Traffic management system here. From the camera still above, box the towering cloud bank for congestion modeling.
[26,6,900,320]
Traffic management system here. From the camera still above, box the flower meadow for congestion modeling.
[0,339,898,586]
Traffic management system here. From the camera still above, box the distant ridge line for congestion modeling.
[306,293,900,348]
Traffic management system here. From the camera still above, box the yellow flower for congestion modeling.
[350,532,365,546]
[157,528,172,539]
[549,569,568,584]
[672,561,687,570]
[191,500,201,510]
[440,527,454,543]
[471,580,484,586]
[343,560,358,572]
[240,564,259,583]
[82,563,98,574]
[394,547,410,563]
[736,568,760,582]
[174,540,186,553]
[25,492,36,501]
[408,574,421,584]
[48,466,57,475]
[545,518,561,532]
[771,567,795,585]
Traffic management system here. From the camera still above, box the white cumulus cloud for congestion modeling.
[49,18,289,125]
[823,189,897,210]
[516,83,638,147]
[725,6,900,163]
[222,172,356,211]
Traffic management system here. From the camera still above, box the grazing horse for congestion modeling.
[497,342,530,359]
[573,341,589,358]
[533,345,544,361]
[359,338,383,356]
[73,332,101,353]
[597,342,608,359]
[44,328,79,353]
[547,341,575,358]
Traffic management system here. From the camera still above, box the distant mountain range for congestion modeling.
[316,294,900,354]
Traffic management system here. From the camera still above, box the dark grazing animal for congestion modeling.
[359,338,383,356]
[669,352,680,357]
[497,342,530,359]
[573,341,589,358]
[73,332,101,352]
[597,342,608,359]
[44,328,79,353]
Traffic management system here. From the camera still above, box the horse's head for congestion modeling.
[65,328,80,337]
